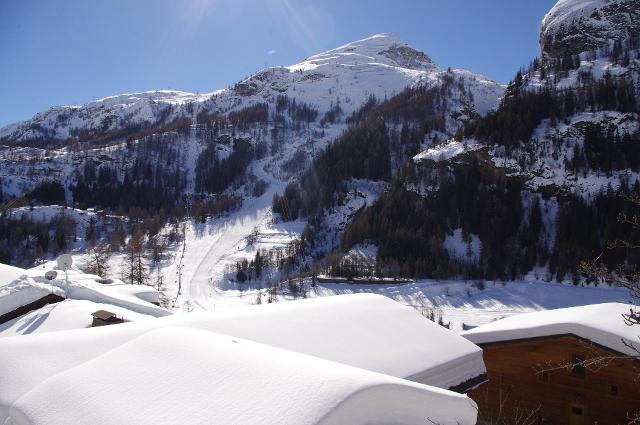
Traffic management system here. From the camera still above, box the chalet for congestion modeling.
[0,263,65,326]
[462,303,640,425]
[90,310,124,327]
[0,294,65,326]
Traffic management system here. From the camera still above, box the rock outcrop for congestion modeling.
[541,0,640,58]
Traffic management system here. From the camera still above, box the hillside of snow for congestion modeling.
[0,90,208,144]
[0,34,504,146]
[0,33,506,308]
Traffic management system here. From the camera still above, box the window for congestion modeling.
[607,384,619,396]
[570,403,585,425]
[539,371,550,383]
[571,355,586,378]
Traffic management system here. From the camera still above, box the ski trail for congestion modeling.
[178,160,282,309]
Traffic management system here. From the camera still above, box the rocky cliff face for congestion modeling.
[541,0,640,59]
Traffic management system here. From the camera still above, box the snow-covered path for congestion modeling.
[170,159,284,310]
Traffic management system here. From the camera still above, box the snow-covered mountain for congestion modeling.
[0,91,208,145]
[0,34,503,146]
[0,0,636,320]
[541,0,640,59]
[7,0,636,299]
[0,33,507,296]
[492,0,640,194]
[409,0,640,196]
[346,0,640,284]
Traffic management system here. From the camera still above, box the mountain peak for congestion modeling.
[350,33,408,47]
[542,0,604,30]
[294,33,435,72]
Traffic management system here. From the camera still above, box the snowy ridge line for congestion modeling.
[0,33,504,145]
[542,0,606,32]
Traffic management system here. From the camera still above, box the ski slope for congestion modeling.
[162,158,288,311]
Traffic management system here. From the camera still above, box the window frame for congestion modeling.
[570,354,587,378]
[607,383,620,397]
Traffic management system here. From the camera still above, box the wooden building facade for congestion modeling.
[469,334,640,425]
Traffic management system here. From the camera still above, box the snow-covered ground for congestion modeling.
[294,278,632,332]
[122,202,635,331]
[490,111,640,196]
[149,157,302,311]
[443,229,481,262]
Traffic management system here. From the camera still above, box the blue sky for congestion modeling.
[0,0,557,127]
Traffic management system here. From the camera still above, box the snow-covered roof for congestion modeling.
[156,294,485,388]
[0,293,484,388]
[0,299,153,337]
[0,262,169,319]
[0,328,477,425]
[0,275,64,319]
[0,262,27,285]
[462,303,640,356]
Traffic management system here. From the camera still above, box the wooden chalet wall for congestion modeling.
[469,335,640,425]
[0,294,65,325]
